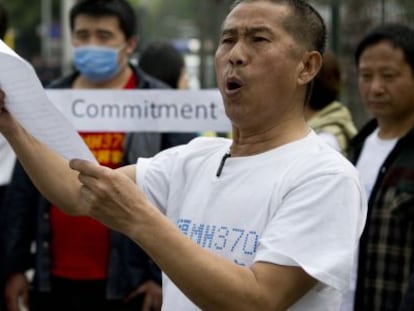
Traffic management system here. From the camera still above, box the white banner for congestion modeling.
[46,89,232,132]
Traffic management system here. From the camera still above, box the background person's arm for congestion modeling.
[4,273,30,311]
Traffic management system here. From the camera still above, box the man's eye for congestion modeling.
[74,33,89,41]
[359,73,372,81]
[98,34,112,41]
[253,36,267,42]
[383,73,396,80]
[221,37,234,44]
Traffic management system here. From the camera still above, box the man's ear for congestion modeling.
[297,51,323,86]
[126,36,138,55]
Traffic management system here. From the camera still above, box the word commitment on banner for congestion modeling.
[46,89,232,133]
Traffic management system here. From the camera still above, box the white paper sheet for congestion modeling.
[0,40,96,162]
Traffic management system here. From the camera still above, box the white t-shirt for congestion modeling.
[318,131,341,152]
[136,131,367,311]
[356,128,398,198]
[0,134,16,186]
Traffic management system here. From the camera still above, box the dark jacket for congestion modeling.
[349,120,414,311]
[400,273,414,311]
[0,64,196,300]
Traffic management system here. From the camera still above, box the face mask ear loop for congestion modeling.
[117,43,130,69]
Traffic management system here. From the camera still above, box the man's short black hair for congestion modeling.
[355,23,414,74]
[70,0,136,39]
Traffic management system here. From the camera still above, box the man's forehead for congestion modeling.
[222,1,288,32]
[73,14,121,30]
[359,41,406,62]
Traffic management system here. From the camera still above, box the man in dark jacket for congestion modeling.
[0,1,194,311]
[346,23,414,311]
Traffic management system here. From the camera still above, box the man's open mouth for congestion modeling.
[227,81,242,90]
[226,77,243,92]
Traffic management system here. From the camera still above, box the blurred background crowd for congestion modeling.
[1,1,414,311]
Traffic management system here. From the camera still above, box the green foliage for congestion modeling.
[3,1,40,32]
[2,0,59,60]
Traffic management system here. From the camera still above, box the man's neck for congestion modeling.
[377,114,414,139]
[230,120,310,156]
[303,106,317,121]
[73,65,133,89]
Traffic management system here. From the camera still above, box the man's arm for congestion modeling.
[4,273,30,311]
[0,162,37,279]
[70,159,316,310]
[0,91,84,215]
[142,222,315,311]
[1,163,37,311]
[400,273,414,311]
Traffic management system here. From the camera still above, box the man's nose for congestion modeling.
[370,76,386,94]
[228,41,248,66]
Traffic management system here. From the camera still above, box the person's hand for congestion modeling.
[124,280,162,311]
[4,273,30,311]
[69,159,154,237]
[0,89,19,136]
[0,89,5,110]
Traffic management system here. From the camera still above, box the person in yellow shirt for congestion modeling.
[305,50,357,154]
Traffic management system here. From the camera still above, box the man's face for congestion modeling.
[215,1,306,131]
[72,14,135,61]
[358,40,414,123]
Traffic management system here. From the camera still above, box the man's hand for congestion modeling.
[124,280,162,311]
[69,159,152,237]
[4,273,30,311]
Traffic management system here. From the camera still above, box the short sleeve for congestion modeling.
[255,169,366,292]
[136,145,184,213]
